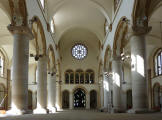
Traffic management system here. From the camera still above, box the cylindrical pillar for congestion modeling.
[112,57,122,112]
[48,73,56,113]
[103,74,109,111]
[130,34,147,112]
[34,56,48,114]
[7,26,33,115]
[56,79,61,110]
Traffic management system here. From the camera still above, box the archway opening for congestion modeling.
[153,83,160,110]
[74,88,86,108]
[62,90,69,109]
[28,91,33,110]
[0,84,5,110]
[90,90,97,109]
[126,90,132,110]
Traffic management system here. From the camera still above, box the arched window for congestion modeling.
[40,0,45,9]
[65,70,74,84]
[75,69,84,84]
[0,50,5,77]
[85,69,94,84]
[50,18,55,33]
[154,49,162,76]
[104,20,109,35]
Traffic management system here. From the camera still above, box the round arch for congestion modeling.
[47,45,56,72]
[103,45,111,72]
[113,16,128,57]
[31,16,47,56]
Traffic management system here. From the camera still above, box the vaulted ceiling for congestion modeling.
[47,0,114,44]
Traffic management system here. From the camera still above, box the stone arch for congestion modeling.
[113,16,128,57]
[31,16,47,56]
[103,45,112,72]
[47,45,56,72]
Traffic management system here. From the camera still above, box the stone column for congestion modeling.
[130,32,148,113]
[34,56,48,114]
[48,73,56,113]
[56,77,61,110]
[86,92,90,109]
[69,92,73,109]
[7,26,33,115]
[112,57,122,112]
[103,74,109,111]
[99,80,104,109]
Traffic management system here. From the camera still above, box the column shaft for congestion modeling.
[11,33,29,114]
[112,58,122,112]
[34,56,48,114]
[131,35,147,112]
[48,74,56,113]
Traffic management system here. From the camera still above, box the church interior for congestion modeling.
[0,0,162,120]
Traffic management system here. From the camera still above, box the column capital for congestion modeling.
[7,25,34,39]
[131,25,152,35]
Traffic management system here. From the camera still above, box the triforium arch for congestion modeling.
[103,45,112,72]
[113,16,128,57]
[31,16,47,56]
[47,45,56,72]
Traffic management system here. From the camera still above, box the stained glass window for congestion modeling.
[72,44,87,60]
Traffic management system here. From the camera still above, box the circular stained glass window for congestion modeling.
[72,44,87,60]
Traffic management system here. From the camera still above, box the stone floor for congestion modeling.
[0,110,162,120]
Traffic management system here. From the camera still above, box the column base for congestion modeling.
[33,108,49,114]
[6,109,30,115]
[127,108,149,114]
[111,107,124,113]
[48,106,56,113]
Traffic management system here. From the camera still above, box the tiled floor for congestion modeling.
[0,110,162,120]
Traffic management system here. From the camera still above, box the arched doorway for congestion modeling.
[126,90,132,110]
[74,88,86,108]
[153,83,160,110]
[28,90,33,110]
[90,90,97,109]
[62,90,69,109]
[0,84,5,110]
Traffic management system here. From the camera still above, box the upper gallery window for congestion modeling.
[155,49,162,76]
[50,18,55,33]
[0,51,4,77]
[104,20,109,35]
[40,0,45,9]
[72,44,87,60]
